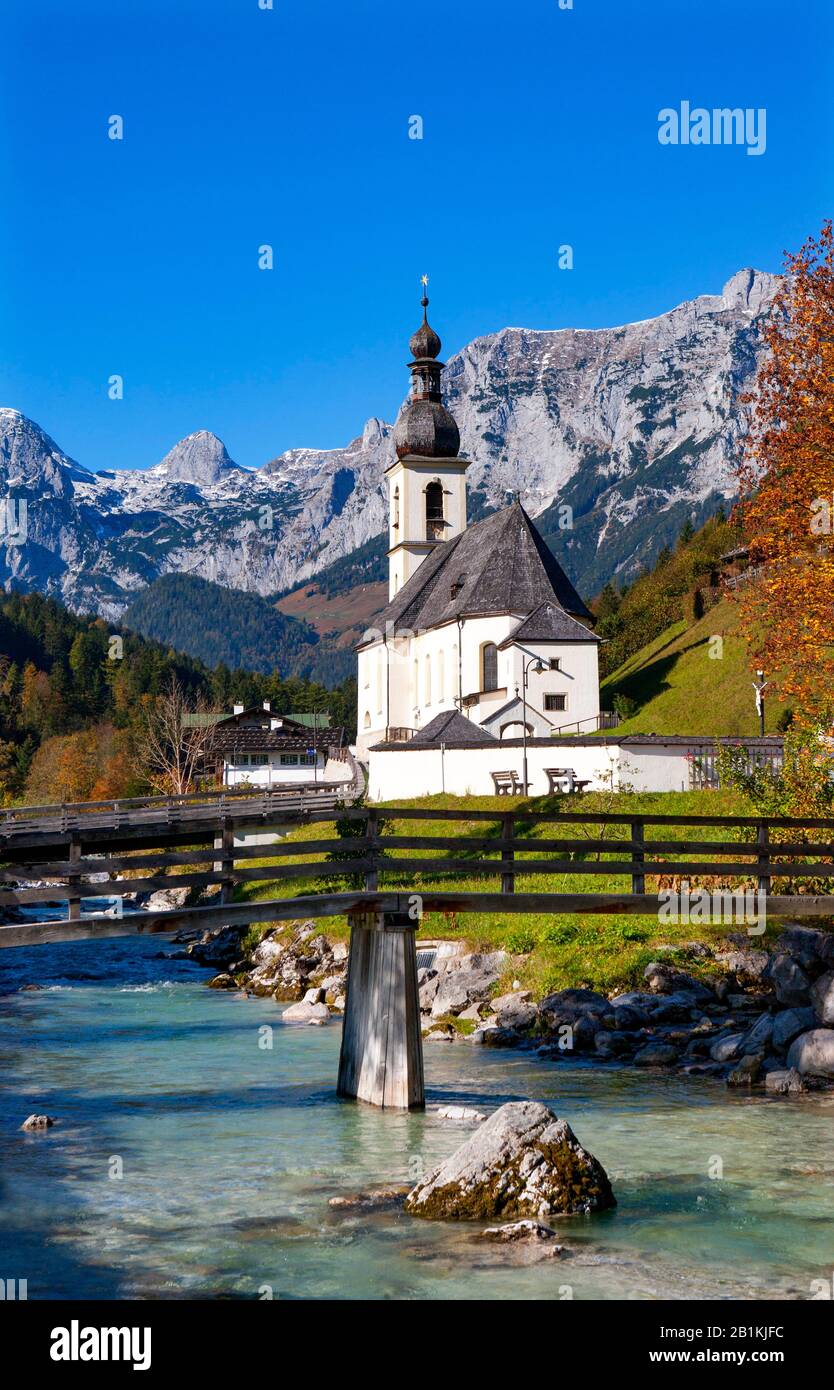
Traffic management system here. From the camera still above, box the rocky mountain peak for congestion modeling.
[0,407,88,493]
[720,267,782,315]
[153,430,240,486]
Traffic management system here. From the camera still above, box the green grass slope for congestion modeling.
[602,596,791,736]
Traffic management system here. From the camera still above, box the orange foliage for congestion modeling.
[734,222,834,721]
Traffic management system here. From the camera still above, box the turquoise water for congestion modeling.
[1,937,832,1301]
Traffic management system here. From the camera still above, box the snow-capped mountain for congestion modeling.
[0,268,779,621]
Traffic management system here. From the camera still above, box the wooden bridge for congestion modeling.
[3,800,834,1111]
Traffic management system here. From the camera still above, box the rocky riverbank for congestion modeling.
[182,919,834,1092]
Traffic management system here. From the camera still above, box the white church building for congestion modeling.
[356,290,603,761]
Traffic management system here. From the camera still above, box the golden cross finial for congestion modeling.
[421,274,429,289]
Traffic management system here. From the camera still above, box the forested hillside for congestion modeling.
[0,590,357,804]
[124,574,354,684]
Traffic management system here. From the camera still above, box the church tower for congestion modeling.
[386,283,469,598]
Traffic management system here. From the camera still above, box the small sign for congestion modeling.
[306,747,316,758]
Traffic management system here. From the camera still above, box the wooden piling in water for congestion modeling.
[337,908,424,1110]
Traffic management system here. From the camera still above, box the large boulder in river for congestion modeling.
[404,1101,615,1221]
[787,1028,834,1078]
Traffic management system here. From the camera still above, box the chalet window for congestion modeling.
[544,693,567,711]
[548,658,561,671]
[232,754,250,767]
[299,754,316,767]
[482,642,498,692]
[280,754,299,765]
[426,481,444,541]
[249,755,268,767]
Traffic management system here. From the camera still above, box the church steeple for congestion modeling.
[387,280,469,599]
[393,279,461,460]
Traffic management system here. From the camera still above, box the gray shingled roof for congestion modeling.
[502,600,601,646]
[371,501,592,639]
[408,710,499,746]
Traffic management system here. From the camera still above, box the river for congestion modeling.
[0,936,831,1300]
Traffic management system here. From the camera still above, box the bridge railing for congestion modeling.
[3,804,834,946]
[0,778,355,836]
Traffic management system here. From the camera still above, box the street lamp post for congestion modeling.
[520,655,545,794]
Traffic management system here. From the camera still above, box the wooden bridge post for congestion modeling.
[217,817,234,905]
[337,906,424,1110]
[67,833,82,921]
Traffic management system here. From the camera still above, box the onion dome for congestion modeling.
[394,280,461,460]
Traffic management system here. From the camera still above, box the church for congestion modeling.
[355,290,602,760]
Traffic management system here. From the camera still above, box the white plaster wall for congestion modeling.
[222,751,327,787]
[367,742,701,801]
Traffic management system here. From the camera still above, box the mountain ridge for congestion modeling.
[0,267,779,621]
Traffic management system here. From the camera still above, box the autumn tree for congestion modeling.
[734,221,834,720]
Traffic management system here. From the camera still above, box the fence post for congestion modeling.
[365,808,379,891]
[757,822,771,898]
[67,833,82,921]
[501,811,515,895]
[631,818,645,895]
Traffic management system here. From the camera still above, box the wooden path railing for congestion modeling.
[3,804,834,948]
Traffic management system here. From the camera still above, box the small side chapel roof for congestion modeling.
[406,710,499,746]
[367,501,592,643]
[500,600,601,647]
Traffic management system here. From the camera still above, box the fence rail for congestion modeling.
[3,804,834,947]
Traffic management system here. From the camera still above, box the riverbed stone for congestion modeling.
[764,1067,807,1095]
[776,926,834,971]
[772,1007,817,1051]
[21,1114,55,1130]
[726,1054,763,1087]
[810,971,834,1026]
[430,953,506,1018]
[763,953,813,1007]
[633,1042,679,1067]
[643,961,714,1000]
[787,1028,834,1078]
[740,1012,774,1054]
[714,948,770,983]
[404,1101,615,1221]
[187,925,244,968]
[710,1032,746,1063]
[281,999,330,1024]
[610,1003,648,1031]
[479,1219,562,1243]
[595,1031,633,1059]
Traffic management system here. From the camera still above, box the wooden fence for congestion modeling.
[3,804,834,948]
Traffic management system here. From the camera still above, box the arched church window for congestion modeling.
[482,642,498,692]
[425,481,444,541]
[363,712,371,729]
[424,654,432,704]
[392,486,400,530]
[438,650,445,701]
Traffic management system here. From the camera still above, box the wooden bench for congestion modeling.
[491,770,523,796]
[545,767,591,795]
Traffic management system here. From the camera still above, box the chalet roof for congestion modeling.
[407,710,499,747]
[213,727,342,753]
[366,501,591,643]
[501,600,601,647]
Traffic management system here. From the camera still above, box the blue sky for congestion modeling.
[1,0,832,472]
